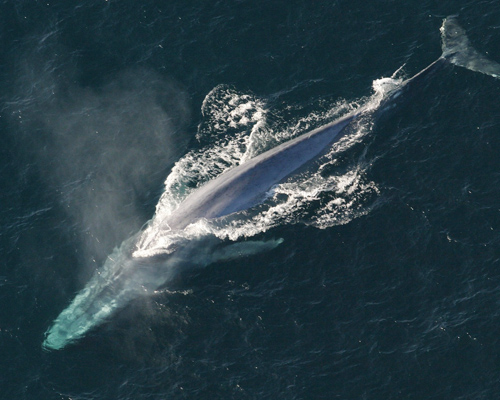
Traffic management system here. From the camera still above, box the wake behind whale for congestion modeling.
[43,17,500,350]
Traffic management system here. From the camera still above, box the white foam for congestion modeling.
[135,77,402,256]
[135,86,269,254]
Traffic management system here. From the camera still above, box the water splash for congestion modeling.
[134,78,402,257]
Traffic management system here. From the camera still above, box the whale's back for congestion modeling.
[164,114,357,230]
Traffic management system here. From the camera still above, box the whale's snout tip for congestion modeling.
[42,325,71,351]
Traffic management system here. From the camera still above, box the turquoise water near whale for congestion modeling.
[2,1,500,399]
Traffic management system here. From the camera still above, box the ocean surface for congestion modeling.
[2,1,500,399]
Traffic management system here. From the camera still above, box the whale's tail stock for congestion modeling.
[441,15,500,78]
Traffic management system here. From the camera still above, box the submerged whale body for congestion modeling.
[43,17,500,350]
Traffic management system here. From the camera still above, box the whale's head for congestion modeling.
[43,254,138,350]
[42,236,182,351]
[42,231,281,350]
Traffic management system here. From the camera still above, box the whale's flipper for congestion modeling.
[211,238,284,263]
[441,16,500,78]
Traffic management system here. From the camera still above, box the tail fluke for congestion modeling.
[441,15,500,78]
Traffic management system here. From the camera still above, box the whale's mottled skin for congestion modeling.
[43,16,500,350]
[164,113,357,230]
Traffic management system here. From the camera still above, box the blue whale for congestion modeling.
[43,16,500,350]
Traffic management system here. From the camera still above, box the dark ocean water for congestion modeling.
[2,1,500,399]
